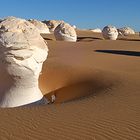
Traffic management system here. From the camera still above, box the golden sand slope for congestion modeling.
[0,31,140,140]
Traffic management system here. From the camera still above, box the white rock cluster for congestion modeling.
[43,20,64,32]
[90,28,102,33]
[117,27,135,36]
[0,17,49,107]
[102,25,118,40]
[29,19,50,34]
[54,22,77,42]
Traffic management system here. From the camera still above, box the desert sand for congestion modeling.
[0,30,140,139]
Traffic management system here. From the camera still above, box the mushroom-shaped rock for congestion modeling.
[102,25,118,40]
[90,28,102,33]
[42,20,64,32]
[0,17,49,107]
[54,23,77,42]
[117,27,135,36]
[28,19,50,34]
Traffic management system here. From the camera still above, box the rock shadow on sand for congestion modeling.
[77,37,103,42]
[95,50,140,57]
[45,75,117,104]
[118,38,140,42]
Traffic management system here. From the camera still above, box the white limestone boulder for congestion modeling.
[90,28,102,33]
[0,16,49,107]
[117,27,135,36]
[28,19,50,34]
[54,22,77,42]
[43,20,64,32]
[102,25,118,40]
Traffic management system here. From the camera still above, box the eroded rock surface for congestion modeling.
[0,16,49,107]
[29,19,50,34]
[54,23,77,42]
[43,20,64,32]
[118,27,135,36]
[102,25,118,40]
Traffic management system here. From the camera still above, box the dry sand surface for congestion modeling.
[0,30,140,139]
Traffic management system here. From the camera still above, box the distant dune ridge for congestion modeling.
[54,22,77,42]
[102,25,118,40]
[0,16,49,107]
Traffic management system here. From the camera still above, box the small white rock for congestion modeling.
[72,25,77,29]
[51,94,56,103]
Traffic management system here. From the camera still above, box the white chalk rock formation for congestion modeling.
[54,23,77,42]
[43,20,64,32]
[117,27,135,36]
[90,28,102,33]
[29,19,50,34]
[0,16,49,107]
[102,25,118,40]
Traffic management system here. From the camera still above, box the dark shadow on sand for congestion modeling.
[43,38,53,40]
[45,75,116,104]
[118,38,140,42]
[95,50,140,57]
[77,37,103,42]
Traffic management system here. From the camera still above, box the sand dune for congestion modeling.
[0,30,140,139]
